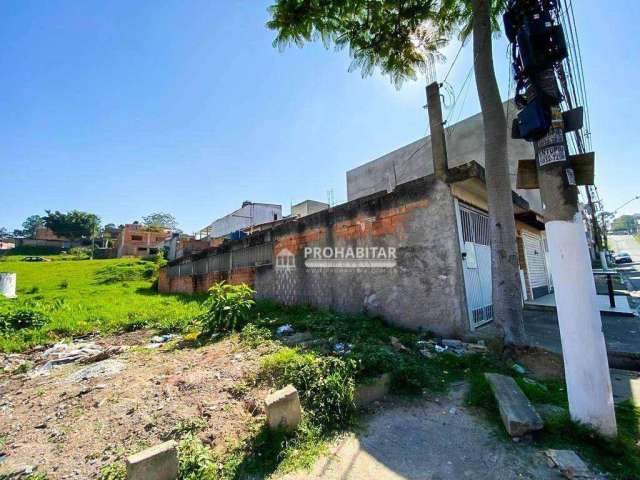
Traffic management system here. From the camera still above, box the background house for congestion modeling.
[197,202,282,240]
[115,224,169,257]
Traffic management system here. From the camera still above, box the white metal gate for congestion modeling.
[455,200,493,330]
[522,231,550,297]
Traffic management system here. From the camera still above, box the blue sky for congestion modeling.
[1,0,638,233]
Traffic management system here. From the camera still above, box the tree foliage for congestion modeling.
[43,210,100,240]
[267,0,447,86]
[142,212,178,231]
[266,0,508,86]
[611,215,637,234]
[21,215,44,237]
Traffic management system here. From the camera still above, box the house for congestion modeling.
[291,200,329,218]
[197,202,282,239]
[158,94,551,337]
[0,240,15,250]
[115,224,170,258]
[19,227,77,250]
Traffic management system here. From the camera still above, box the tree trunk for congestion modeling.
[471,0,526,346]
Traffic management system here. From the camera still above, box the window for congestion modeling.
[131,235,143,241]
[137,247,147,252]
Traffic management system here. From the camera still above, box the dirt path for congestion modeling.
[282,384,562,480]
[0,332,266,479]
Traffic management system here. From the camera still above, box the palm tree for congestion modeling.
[267,0,526,346]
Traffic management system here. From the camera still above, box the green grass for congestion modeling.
[0,253,205,352]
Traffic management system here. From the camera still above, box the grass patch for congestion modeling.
[0,255,205,352]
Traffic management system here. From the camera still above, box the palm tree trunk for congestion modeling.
[471,0,526,346]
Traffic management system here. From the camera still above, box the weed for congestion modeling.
[239,323,272,348]
[26,286,40,295]
[58,279,69,289]
[177,434,219,480]
[97,463,126,480]
[170,417,208,439]
[0,306,48,333]
[198,282,255,335]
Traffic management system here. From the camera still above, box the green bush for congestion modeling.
[177,434,219,480]
[0,306,48,333]
[260,348,356,430]
[68,247,91,259]
[97,463,126,480]
[198,282,255,336]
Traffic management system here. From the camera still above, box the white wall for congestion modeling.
[208,203,282,238]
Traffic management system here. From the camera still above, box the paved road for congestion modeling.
[609,234,640,295]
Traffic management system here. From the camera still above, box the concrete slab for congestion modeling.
[126,440,178,480]
[484,373,543,437]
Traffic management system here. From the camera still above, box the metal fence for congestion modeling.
[167,243,273,278]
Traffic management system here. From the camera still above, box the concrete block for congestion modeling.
[484,373,543,437]
[126,440,178,480]
[265,384,302,432]
[355,373,391,407]
[545,449,593,478]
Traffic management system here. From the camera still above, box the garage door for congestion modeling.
[522,232,549,298]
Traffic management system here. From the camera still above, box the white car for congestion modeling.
[614,251,633,264]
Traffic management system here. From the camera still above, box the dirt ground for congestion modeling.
[0,331,268,479]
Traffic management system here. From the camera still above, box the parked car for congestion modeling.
[21,256,51,262]
[614,251,633,264]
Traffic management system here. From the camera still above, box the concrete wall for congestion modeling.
[346,101,542,212]
[161,177,469,336]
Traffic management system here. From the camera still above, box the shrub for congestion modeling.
[98,463,126,480]
[68,247,91,259]
[0,306,48,333]
[178,434,219,480]
[260,348,356,430]
[198,282,255,336]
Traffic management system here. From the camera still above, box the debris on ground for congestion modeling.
[24,342,128,376]
[512,363,526,375]
[265,384,302,432]
[146,334,181,349]
[67,359,126,382]
[484,373,543,437]
[435,345,448,353]
[276,324,295,337]
[415,339,488,357]
[281,331,313,346]
[390,336,410,353]
[333,343,352,355]
[545,449,594,479]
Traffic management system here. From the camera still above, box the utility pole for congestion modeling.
[505,0,617,436]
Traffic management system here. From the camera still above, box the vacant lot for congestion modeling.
[0,253,204,352]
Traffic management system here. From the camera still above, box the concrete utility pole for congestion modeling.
[534,107,617,437]
[505,0,617,437]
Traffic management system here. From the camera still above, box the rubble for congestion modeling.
[67,359,125,382]
[281,331,313,346]
[24,342,127,376]
[333,343,352,355]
